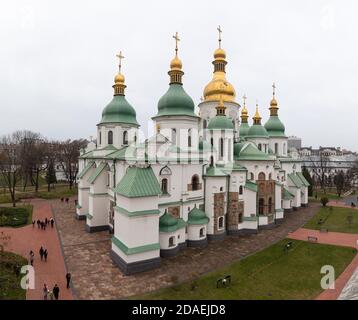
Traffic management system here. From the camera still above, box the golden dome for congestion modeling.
[270,97,278,107]
[170,56,182,70]
[114,73,125,84]
[241,104,248,116]
[253,105,262,121]
[214,48,226,60]
[203,76,236,102]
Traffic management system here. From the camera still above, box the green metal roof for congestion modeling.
[288,173,303,188]
[283,187,295,200]
[99,145,118,151]
[79,150,94,159]
[236,143,273,161]
[296,172,310,187]
[264,116,286,137]
[204,166,228,177]
[78,161,95,179]
[114,166,161,198]
[159,212,186,232]
[246,124,269,138]
[187,207,209,225]
[154,83,197,118]
[105,146,137,160]
[99,95,139,126]
[207,115,234,130]
[233,141,246,158]
[239,122,250,137]
[87,162,108,184]
[245,180,258,192]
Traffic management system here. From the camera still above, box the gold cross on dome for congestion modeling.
[217,25,222,47]
[116,51,125,72]
[173,32,180,55]
[272,82,276,97]
[243,94,247,106]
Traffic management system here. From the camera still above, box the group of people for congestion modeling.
[28,246,49,265]
[42,273,72,300]
[32,217,54,230]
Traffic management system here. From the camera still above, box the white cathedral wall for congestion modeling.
[210,130,234,164]
[228,171,246,194]
[241,161,275,181]
[116,195,159,214]
[205,176,227,235]
[188,224,207,241]
[77,188,89,216]
[198,101,240,125]
[268,137,287,156]
[111,243,159,264]
[159,228,185,250]
[97,124,138,149]
[275,184,282,210]
[243,188,257,217]
[301,186,308,204]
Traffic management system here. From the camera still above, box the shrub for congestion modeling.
[0,206,32,227]
[320,197,329,207]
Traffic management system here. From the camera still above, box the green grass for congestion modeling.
[0,205,33,227]
[304,206,358,234]
[135,239,356,300]
[0,251,27,300]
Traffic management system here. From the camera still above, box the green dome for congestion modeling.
[208,116,234,130]
[99,95,139,126]
[159,211,178,228]
[247,124,269,138]
[156,84,196,117]
[234,141,246,157]
[264,116,286,137]
[188,207,209,225]
[239,122,250,137]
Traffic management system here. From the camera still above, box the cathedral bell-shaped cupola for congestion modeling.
[247,103,269,138]
[203,26,236,102]
[239,94,250,139]
[207,96,234,130]
[264,83,286,137]
[99,52,139,126]
[154,33,196,118]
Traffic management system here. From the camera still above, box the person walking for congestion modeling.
[29,251,34,266]
[39,246,44,261]
[32,220,35,228]
[37,219,41,229]
[48,290,54,300]
[43,284,49,300]
[50,218,54,228]
[43,249,48,262]
[45,217,48,225]
[53,284,60,300]
[66,273,71,289]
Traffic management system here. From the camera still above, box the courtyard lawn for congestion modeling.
[136,239,356,300]
[304,206,358,234]
[0,251,27,300]
[0,205,33,227]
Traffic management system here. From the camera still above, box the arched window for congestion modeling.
[134,135,137,143]
[283,143,287,154]
[161,178,168,194]
[275,143,278,154]
[250,172,254,180]
[108,131,113,145]
[210,137,214,146]
[268,197,273,214]
[218,216,224,229]
[192,175,200,191]
[259,198,264,215]
[210,156,214,167]
[199,227,204,238]
[258,143,262,151]
[99,131,102,145]
[258,172,265,180]
[220,138,224,158]
[188,129,192,147]
[239,185,243,195]
[172,129,177,144]
[168,236,175,247]
[123,131,128,145]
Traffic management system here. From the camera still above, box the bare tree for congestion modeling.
[309,153,330,193]
[0,133,23,207]
[57,139,87,189]
[43,140,59,191]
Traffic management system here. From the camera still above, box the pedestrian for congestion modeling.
[29,251,34,266]
[50,218,54,228]
[43,221,46,230]
[61,197,64,202]
[40,221,44,230]
[32,220,35,228]
[48,290,54,300]
[45,217,48,225]
[39,246,44,261]
[65,198,69,204]
[43,284,49,300]
[53,284,60,300]
[65,273,71,289]
[44,249,48,262]
[47,218,50,225]
[37,219,41,229]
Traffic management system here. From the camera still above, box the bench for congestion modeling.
[307,236,318,242]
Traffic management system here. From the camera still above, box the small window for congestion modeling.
[218,217,224,229]
[220,187,223,192]
[275,143,278,154]
[239,185,243,195]
[210,156,214,167]
[99,131,102,145]
[258,172,265,180]
[250,172,254,180]
[161,178,168,194]
[172,129,177,144]
[123,131,128,145]
[108,131,113,145]
[258,143,262,151]
[220,138,224,158]
[199,227,204,238]
[168,236,175,247]
[191,175,200,191]
[188,129,192,147]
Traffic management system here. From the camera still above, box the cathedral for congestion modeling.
[76,30,309,275]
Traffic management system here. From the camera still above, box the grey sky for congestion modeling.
[1,0,357,150]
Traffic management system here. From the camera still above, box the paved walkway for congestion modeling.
[288,228,358,300]
[339,262,358,300]
[0,199,73,300]
[327,200,358,210]
[52,199,321,299]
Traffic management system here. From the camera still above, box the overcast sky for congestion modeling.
[0,0,357,150]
